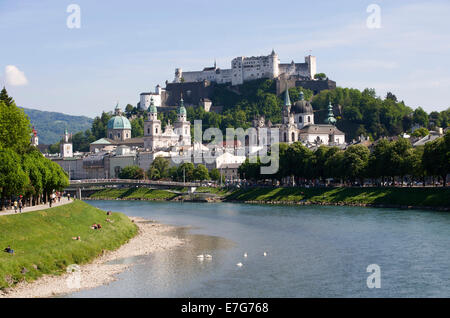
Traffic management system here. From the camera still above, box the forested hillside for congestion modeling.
[20,107,93,144]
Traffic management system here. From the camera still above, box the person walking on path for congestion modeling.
[13,200,18,213]
[18,199,23,213]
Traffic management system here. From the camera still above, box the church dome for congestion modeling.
[107,115,131,130]
[292,100,313,114]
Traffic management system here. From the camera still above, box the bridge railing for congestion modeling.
[69,179,205,187]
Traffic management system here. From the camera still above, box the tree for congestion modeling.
[368,139,391,183]
[0,100,32,152]
[0,148,29,210]
[423,132,450,186]
[131,117,144,138]
[210,168,221,181]
[148,157,170,180]
[178,162,195,182]
[413,107,429,128]
[342,145,370,184]
[0,87,14,106]
[91,112,112,140]
[411,127,429,138]
[314,73,327,80]
[193,164,210,181]
[118,165,145,180]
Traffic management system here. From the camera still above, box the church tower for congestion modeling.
[174,97,191,146]
[282,88,291,125]
[31,126,39,147]
[144,97,162,150]
[60,128,73,158]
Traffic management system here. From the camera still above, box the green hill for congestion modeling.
[20,107,93,145]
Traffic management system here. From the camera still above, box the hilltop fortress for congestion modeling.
[139,50,335,110]
[173,50,316,86]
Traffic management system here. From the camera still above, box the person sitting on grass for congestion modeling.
[72,236,81,241]
[106,218,114,223]
[91,223,98,230]
[4,246,14,254]
[97,224,102,229]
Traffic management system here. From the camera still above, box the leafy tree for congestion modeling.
[341,145,370,184]
[210,168,221,181]
[314,73,327,80]
[0,87,14,106]
[131,117,144,138]
[148,157,170,180]
[413,107,429,128]
[0,148,29,209]
[177,162,195,182]
[193,164,210,181]
[91,111,112,140]
[423,131,450,186]
[118,165,145,180]
[411,127,429,138]
[0,99,32,152]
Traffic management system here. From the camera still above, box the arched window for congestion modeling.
[156,127,158,134]
[284,132,287,142]
[291,132,295,141]
[308,116,311,123]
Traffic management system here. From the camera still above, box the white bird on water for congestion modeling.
[236,262,243,267]
[263,252,267,256]
[205,254,212,260]
[197,254,204,260]
[244,253,248,258]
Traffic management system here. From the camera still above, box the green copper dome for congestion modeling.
[148,97,157,113]
[325,102,337,125]
[178,98,186,115]
[107,115,131,130]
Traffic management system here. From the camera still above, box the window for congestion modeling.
[147,128,150,134]
[292,132,295,141]
[156,127,158,134]
[308,116,311,123]
[284,132,287,142]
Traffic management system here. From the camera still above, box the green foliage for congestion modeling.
[411,127,429,138]
[423,131,450,184]
[193,164,210,181]
[147,157,170,180]
[118,165,145,180]
[314,73,327,80]
[0,101,32,152]
[20,107,93,145]
[0,148,29,200]
[91,112,112,140]
[131,117,144,138]
[0,201,137,289]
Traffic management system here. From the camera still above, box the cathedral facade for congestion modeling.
[252,89,345,147]
[143,97,191,151]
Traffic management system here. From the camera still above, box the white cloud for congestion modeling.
[5,65,28,86]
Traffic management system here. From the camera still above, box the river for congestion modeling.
[67,200,450,297]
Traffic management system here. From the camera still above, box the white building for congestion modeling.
[139,84,165,110]
[254,89,345,147]
[143,97,191,151]
[60,128,73,158]
[174,50,317,86]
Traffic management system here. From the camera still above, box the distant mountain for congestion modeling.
[20,107,93,145]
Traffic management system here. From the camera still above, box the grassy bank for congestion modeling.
[225,187,450,208]
[0,200,137,290]
[88,188,178,200]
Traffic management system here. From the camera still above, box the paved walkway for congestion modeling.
[0,198,73,216]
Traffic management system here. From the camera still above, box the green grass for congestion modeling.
[225,187,450,208]
[0,200,137,289]
[89,188,178,200]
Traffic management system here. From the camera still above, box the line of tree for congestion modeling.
[117,157,224,183]
[0,88,69,209]
[239,132,450,187]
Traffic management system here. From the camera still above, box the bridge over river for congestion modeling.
[66,179,209,199]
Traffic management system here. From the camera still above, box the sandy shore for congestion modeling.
[0,217,184,298]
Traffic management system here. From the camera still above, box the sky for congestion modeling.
[0,0,449,117]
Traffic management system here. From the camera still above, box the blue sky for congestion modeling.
[1,0,449,117]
